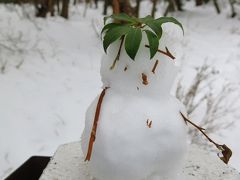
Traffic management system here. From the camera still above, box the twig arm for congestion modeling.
[85,87,109,161]
[180,112,232,164]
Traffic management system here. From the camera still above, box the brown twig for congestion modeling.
[180,112,205,131]
[180,112,232,164]
[152,60,159,74]
[145,45,175,60]
[110,36,124,70]
[124,65,128,71]
[142,73,148,85]
[85,87,109,161]
[146,119,152,128]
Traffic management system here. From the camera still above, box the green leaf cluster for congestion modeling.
[102,13,184,60]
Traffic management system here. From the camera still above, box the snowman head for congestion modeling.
[101,15,184,97]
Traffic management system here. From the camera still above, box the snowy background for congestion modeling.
[0,1,240,179]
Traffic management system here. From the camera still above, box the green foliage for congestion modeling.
[125,28,142,60]
[144,30,159,59]
[104,13,137,25]
[103,25,131,53]
[156,17,184,35]
[102,13,184,60]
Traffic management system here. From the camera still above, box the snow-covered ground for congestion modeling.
[0,1,240,179]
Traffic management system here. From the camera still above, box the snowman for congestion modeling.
[81,15,188,180]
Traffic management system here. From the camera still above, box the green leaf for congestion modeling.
[103,25,131,53]
[111,13,136,22]
[104,13,136,24]
[144,30,159,59]
[102,14,184,60]
[156,17,184,35]
[101,23,122,35]
[139,15,154,24]
[125,28,142,60]
[145,20,163,39]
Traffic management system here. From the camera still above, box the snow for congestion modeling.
[0,1,240,179]
[82,93,187,180]
[0,4,102,178]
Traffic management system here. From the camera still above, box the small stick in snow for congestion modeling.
[145,45,175,60]
[180,112,232,164]
[85,87,109,161]
[124,66,128,71]
[146,119,152,128]
[152,60,159,74]
[137,87,139,90]
[142,73,148,85]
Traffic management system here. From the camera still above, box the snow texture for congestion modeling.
[40,142,240,180]
[81,24,187,180]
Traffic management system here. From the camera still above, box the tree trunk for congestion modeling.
[111,0,134,16]
[112,0,120,14]
[48,0,54,16]
[35,0,48,18]
[229,0,236,18]
[56,0,60,14]
[213,0,221,14]
[135,0,141,17]
[175,0,183,10]
[151,0,157,18]
[195,0,203,6]
[122,0,132,15]
[94,0,98,8]
[103,0,109,15]
[61,0,69,19]
[164,0,175,16]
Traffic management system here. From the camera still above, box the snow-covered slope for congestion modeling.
[0,1,240,179]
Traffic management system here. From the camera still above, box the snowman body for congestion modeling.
[81,24,187,180]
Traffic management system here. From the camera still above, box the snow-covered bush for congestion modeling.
[0,28,40,73]
[0,4,48,73]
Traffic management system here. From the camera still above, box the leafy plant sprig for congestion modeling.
[101,13,184,69]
